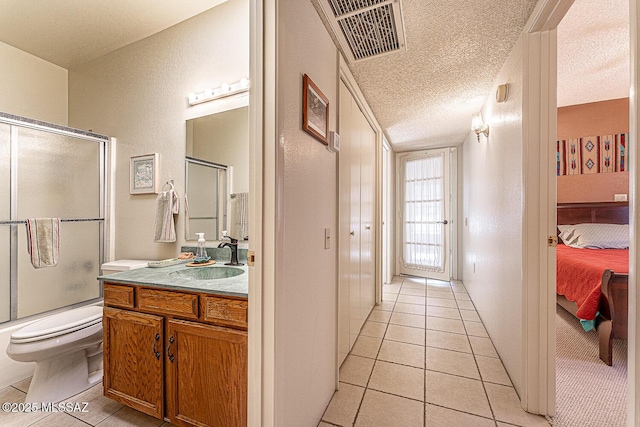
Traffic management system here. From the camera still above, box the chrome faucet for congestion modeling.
[218,236,244,266]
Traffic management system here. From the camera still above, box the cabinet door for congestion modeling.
[103,307,164,419]
[166,318,248,427]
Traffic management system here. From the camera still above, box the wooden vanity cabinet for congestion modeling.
[103,283,248,427]
[166,319,247,426]
[103,307,164,419]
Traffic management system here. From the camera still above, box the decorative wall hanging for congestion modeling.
[557,134,628,176]
[302,74,329,145]
[130,153,159,194]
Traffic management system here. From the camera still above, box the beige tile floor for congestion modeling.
[0,276,551,427]
[320,276,551,427]
[0,377,176,427]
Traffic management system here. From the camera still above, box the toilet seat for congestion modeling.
[11,306,103,343]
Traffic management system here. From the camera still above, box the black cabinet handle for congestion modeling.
[167,335,175,363]
[152,333,161,360]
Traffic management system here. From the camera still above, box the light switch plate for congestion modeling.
[324,228,331,249]
[327,131,340,153]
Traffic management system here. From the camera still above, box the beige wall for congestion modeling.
[67,0,248,260]
[462,35,525,395]
[275,0,339,425]
[0,41,68,125]
[557,98,629,203]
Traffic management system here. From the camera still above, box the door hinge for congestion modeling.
[547,236,558,247]
[247,251,255,267]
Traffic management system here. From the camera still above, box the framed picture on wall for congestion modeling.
[130,153,159,194]
[302,74,329,145]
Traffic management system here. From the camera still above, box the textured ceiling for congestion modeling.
[0,0,628,149]
[0,0,227,68]
[315,0,540,150]
[316,0,629,151]
[557,0,629,107]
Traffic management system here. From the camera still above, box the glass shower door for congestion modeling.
[0,123,10,323]
[15,127,102,318]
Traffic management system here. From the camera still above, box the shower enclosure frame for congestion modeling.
[0,112,108,324]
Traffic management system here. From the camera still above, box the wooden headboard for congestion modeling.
[557,202,629,225]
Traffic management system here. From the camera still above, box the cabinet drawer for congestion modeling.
[138,288,199,319]
[202,296,248,329]
[104,284,134,308]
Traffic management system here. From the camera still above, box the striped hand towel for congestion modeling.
[230,192,249,240]
[154,188,180,242]
[26,218,60,268]
[184,193,190,240]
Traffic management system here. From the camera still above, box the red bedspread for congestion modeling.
[556,244,629,320]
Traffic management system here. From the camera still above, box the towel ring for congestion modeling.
[161,180,175,192]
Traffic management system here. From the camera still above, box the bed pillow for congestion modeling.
[557,223,629,249]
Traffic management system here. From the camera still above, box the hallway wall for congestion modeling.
[275,0,339,425]
[462,35,525,395]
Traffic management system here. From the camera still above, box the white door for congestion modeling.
[358,109,376,323]
[348,96,362,349]
[398,149,450,281]
[381,139,392,285]
[338,80,377,359]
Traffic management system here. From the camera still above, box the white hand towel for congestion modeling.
[26,218,60,268]
[155,188,180,242]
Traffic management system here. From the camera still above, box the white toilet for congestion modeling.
[6,305,104,403]
[5,260,150,403]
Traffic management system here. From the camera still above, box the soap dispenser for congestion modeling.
[195,233,207,259]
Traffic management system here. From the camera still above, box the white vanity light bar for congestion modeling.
[188,78,250,106]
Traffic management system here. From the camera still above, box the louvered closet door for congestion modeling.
[398,149,451,281]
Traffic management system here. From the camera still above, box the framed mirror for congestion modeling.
[185,105,249,241]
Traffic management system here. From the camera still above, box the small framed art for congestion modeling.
[130,153,159,194]
[302,74,329,145]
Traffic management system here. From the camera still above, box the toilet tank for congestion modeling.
[101,260,150,275]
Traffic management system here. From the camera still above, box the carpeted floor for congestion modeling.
[554,305,627,427]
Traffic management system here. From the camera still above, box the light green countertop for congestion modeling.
[98,262,248,298]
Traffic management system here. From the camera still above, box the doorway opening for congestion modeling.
[553,0,630,425]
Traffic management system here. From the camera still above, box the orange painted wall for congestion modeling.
[557,98,629,203]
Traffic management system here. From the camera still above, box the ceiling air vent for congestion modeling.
[320,0,406,63]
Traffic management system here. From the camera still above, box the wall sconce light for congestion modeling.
[188,78,249,106]
[496,83,509,103]
[471,113,489,142]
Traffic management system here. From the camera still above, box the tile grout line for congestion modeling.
[424,276,428,427]
[457,285,499,424]
[65,412,95,427]
[356,276,426,425]
[344,278,398,427]
[334,276,516,427]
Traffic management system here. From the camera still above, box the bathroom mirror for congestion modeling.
[185,106,249,241]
